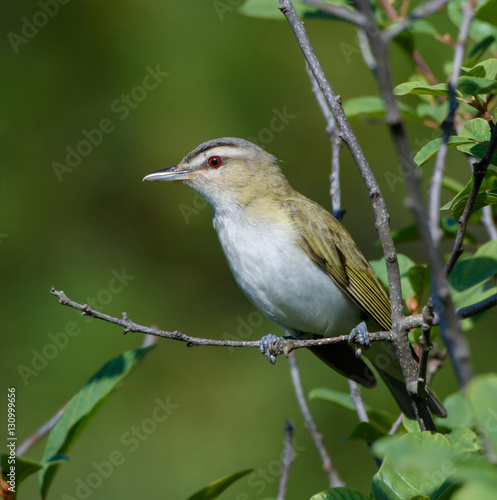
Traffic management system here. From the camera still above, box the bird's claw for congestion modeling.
[259,334,280,364]
[348,320,371,357]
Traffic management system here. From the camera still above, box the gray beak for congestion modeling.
[143,166,192,182]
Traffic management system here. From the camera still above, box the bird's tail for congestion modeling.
[376,368,447,419]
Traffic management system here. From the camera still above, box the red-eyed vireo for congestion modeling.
[144,138,446,419]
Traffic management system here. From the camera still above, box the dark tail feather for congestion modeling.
[308,342,377,388]
[377,369,447,419]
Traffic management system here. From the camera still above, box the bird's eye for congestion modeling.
[207,156,222,168]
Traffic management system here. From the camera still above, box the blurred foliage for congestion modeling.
[1,0,497,499]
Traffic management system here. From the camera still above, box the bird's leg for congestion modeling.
[259,334,293,364]
[348,320,371,357]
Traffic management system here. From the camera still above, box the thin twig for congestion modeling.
[277,419,294,500]
[348,380,369,423]
[50,287,391,351]
[300,0,367,27]
[305,65,343,219]
[288,352,344,487]
[417,303,434,398]
[388,413,404,435]
[403,292,497,329]
[446,124,497,276]
[383,0,451,42]
[482,205,497,240]
[428,1,474,246]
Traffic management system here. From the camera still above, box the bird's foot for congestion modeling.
[348,320,371,357]
[259,334,282,364]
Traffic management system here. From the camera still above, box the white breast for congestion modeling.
[213,208,361,338]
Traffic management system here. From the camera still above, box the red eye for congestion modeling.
[208,156,222,168]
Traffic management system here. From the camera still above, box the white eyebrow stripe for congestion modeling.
[187,146,257,167]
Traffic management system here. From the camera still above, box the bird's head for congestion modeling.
[143,138,290,209]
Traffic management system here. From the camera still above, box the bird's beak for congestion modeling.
[143,165,192,182]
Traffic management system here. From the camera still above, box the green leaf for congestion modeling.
[449,0,497,44]
[450,188,497,219]
[461,58,497,80]
[394,81,457,97]
[372,432,456,500]
[450,239,497,291]
[442,176,465,194]
[459,117,491,142]
[309,388,396,428]
[239,0,355,21]
[475,0,497,27]
[370,254,417,302]
[1,454,43,491]
[463,38,496,67]
[408,19,439,36]
[186,469,253,500]
[414,136,476,167]
[39,346,155,497]
[345,422,386,443]
[452,279,497,310]
[390,224,419,245]
[458,76,497,96]
[342,96,419,121]
[311,487,373,500]
[456,143,497,167]
[467,374,497,456]
[416,102,449,124]
[437,392,475,429]
[408,264,430,303]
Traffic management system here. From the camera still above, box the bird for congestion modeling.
[143,137,446,419]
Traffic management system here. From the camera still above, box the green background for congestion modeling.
[1,1,496,498]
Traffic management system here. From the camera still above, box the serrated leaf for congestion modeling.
[311,487,373,500]
[309,388,396,428]
[186,469,253,500]
[39,346,155,497]
[414,136,476,167]
[467,374,497,456]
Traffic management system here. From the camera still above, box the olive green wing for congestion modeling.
[284,196,392,331]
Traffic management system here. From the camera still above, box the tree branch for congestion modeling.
[277,419,295,500]
[356,0,473,392]
[288,352,344,487]
[50,287,391,351]
[445,124,497,276]
[428,0,474,246]
[382,0,451,42]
